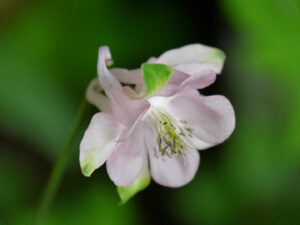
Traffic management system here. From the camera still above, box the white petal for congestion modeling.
[146,57,157,63]
[97,46,150,127]
[148,148,200,187]
[117,155,150,204]
[106,121,150,186]
[107,87,150,127]
[80,113,123,177]
[110,68,143,84]
[86,78,112,113]
[149,90,235,150]
[156,44,225,74]
[97,46,122,90]
[178,70,216,91]
[167,91,235,148]
[143,127,199,187]
[122,86,145,99]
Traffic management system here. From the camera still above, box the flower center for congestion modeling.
[147,108,194,160]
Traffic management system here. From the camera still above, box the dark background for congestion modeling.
[1,0,300,224]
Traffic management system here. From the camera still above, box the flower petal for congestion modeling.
[155,83,178,97]
[123,86,144,99]
[154,70,189,97]
[97,46,150,127]
[175,63,219,75]
[80,113,123,177]
[107,87,150,127]
[167,70,189,85]
[110,68,143,84]
[117,157,151,204]
[143,127,199,187]
[148,147,200,187]
[97,46,122,90]
[86,78,112,113]
[146,56,157,63]
[178,70,216,91]
[117,67,212,99]
[168,91,235,147]
[106,121,150,186]
[156,44,225,74]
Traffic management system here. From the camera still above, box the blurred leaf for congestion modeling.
[0,146,38,222]
[222,0,300,82]
[167,1,300,225]
[9,182,142,225]
[45,181,141,225]
[0,0,192,160]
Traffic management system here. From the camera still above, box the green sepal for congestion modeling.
[141,63,173,98]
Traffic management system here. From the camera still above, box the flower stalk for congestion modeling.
[35,99,89,225]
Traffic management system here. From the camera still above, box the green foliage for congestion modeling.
[167,1,300,225]
[222,0,300,81]
[0,0,187,158]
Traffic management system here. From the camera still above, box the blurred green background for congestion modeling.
[1,0,300,224]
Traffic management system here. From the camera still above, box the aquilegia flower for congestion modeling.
[80,44,235,203]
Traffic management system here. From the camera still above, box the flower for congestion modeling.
[80,44,235,202]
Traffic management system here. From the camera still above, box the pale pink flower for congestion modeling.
[80,44,235,189]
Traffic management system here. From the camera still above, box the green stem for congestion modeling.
[35,99,89,225]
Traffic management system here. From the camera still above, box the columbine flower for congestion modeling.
[80,44,235,203]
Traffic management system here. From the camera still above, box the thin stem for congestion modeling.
[35,99,89,225]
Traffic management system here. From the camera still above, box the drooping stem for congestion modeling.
[35,99,89,225]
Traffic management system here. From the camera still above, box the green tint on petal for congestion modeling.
[80,149,97,177]
[205,48,226,73]
[117,167,151,205]
[141,63,173,98]
[208,48,226,70]
[211,48,226,63]
[81,163,94,177]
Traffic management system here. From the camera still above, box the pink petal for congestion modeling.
[86,78,112,113]
[156,84,178,97]
[106,120,150,186]
[144,129,199,187]
[110,68,143,84]
[107,87,150,127]
[80,113,123,177]
[156,70,189,97]
[168,91,235,147]
[178,70,216,91]
[156,69,215,97]
[97,46,122,90]
[148,146,200,187]
[97,46,150,127]
[167,70,189,86]
[122,86,144,99]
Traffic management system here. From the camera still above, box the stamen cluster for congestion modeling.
[154,112,193,159]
